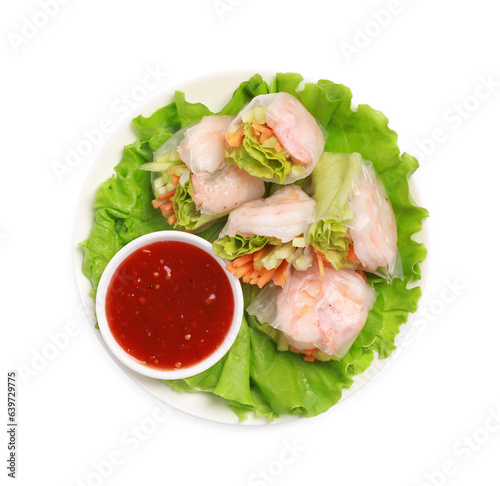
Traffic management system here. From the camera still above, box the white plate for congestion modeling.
[72,70,428,425]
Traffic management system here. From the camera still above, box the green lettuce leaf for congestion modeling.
[212,234,269,260]
[218,74,270,116]
[226,124,292,183]
[80,72,428,421]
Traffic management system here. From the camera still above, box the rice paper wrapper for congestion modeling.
[247,266,377,360]
[347,157,403,281]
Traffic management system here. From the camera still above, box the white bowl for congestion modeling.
[95,230,244,380]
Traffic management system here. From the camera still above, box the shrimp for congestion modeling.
[247,266,377,360]
[177,116,234,174]
[219,185,316,243]
[191,165,265,216]
[264,92,325,166]
[348,163,399,274]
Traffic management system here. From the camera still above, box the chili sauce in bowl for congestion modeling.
[95,231,244,380]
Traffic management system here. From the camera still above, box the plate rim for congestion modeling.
[72,69,429,426]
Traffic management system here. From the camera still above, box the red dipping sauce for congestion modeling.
[105,241,235,371]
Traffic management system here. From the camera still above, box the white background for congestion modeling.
[2,1,500,485]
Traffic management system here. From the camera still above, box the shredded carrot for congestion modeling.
[289,346,316,361]
[225,245,292,289]
[259,130,273,144]
[167,215,177,225]
[251,123,273,144]
[158,189,176,200]
[356,270,368,282]
[231,253,254,268]
[274,141,283,152]
[151,177,180,214]
[242,269,260,284]
[272,261,290,287]
[256,268,276,288]
[236,262,254,279]
[317,252,325,277]
[225,261,237,274]
[167,170,176,175]
[152,198,164,209]
[225,127,244,147]
[160,202,174,217]
[151,189,175,209]
[347,243,357,262]
[249,269,260,280]
[316,249,329,264]
[312,248,333,277]
[272,270,283,287]
[290,347,312,357]
[251,123,266,134]
[252,247,267,261]
[160,207,172,217]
